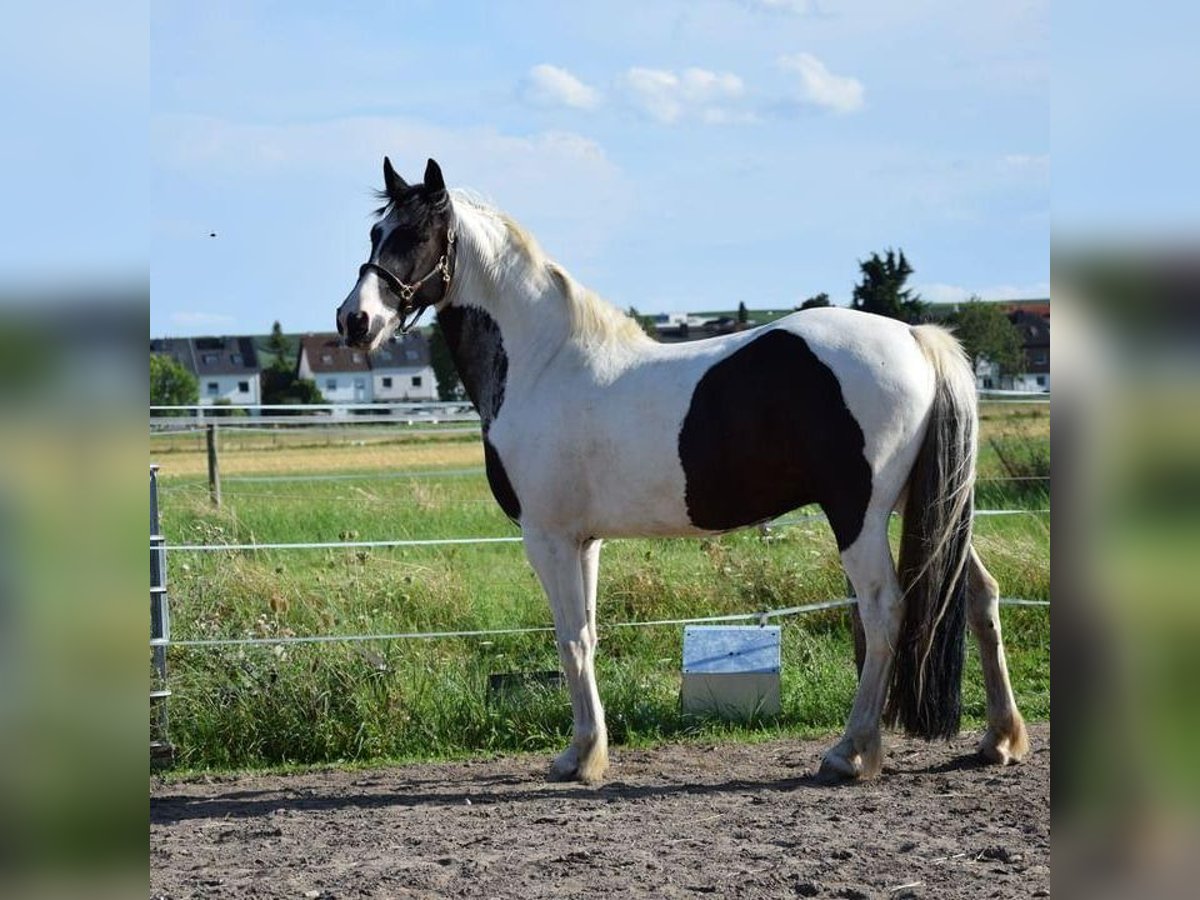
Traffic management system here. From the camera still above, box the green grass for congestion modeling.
[154,424,1049,772]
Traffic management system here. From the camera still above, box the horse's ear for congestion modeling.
[424,158,446,200]
[383,156,407,197]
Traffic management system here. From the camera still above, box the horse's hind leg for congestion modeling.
[522,527,609,784]
[819,522,902,782]
[967,545,1029,764]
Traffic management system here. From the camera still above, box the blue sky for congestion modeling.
[149,0,1049,338]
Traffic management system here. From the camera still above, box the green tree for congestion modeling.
[799,292,831,310]
[737,301,749,324]
[260,321,324,408]
[427,322,465,401]
[626,307,659,340]
[850,249,926,322]
[263,320,291,366]
[951,298,1024,376]
[150,354,198,411]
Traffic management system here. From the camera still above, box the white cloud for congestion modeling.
[171,311,236,328]
[521,64,601,110]
[153,114,633,260]
[619,66,751,125]
[777,53,865,114]
[1000,153,1050,175]
[746,0,812,13]
[916,282,1051,305]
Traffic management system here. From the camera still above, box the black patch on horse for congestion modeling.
[437,304,521,521]
[678,329,872,550]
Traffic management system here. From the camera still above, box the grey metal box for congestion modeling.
[681,625,781,719]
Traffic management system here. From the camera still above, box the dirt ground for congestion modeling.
[151,723,1049,899]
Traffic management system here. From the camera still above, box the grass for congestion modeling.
[153,404,1049,772]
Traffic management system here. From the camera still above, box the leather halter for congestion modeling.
[357,227,456,334]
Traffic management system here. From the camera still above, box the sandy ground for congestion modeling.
[151,723,1049,899]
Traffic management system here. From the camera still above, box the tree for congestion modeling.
[850,249,926,322]
[951,298,1024,377]
[737,301,749,325]
[427,322,465,401]
[264,320,290,365]
[799,292,831,310]
[150,354,198,410]
[626,307,659,340]
[260,321,324,407]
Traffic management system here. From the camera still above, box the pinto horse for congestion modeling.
[337,158,1029,783]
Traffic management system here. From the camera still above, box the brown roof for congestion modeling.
[299,334,371,373]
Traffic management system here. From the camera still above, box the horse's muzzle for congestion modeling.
[345,310,371,345]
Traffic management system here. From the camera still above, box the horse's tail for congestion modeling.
[884,324,978,740]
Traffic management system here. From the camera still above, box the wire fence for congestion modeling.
[152,595,1047,650]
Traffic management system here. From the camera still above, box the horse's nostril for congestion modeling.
[348,311,371,341]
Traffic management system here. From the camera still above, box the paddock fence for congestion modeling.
[148,394,1049,760]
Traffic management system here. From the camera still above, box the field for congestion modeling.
[150,401,1049,773]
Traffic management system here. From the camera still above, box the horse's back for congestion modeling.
[500,307,938,543]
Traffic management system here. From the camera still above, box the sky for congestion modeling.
[147,0,1050,338]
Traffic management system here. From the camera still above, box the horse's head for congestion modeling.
[337,157,455,349]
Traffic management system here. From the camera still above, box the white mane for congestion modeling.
[448,190,652,349]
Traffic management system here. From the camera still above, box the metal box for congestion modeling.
[681,625,781,719]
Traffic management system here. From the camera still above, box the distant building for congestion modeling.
[150,335,261,406]
[931,298,1051,393]
[296,331,439,404]
[369,332,438,401]
[297,334,373,403]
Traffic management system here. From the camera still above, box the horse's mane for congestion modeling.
[450,190,652,348]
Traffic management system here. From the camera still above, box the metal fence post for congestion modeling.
[150,465,175,767]
[206,422,221,507]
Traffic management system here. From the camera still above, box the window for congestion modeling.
[202,353,218,365]
[321,353,333,365]
[352,352,364,363]
[325,378,337,391]
[206,382,219,395]
[354,378,365,389]
[382,377,393,388]
[405,349,419,361]
[230,353,243,365]
[1036,376,1046,387]
[411,376,422,387]
[238,381,249,393]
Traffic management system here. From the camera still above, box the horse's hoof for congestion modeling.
[548,747,580,782]
[548,743,609,784]
[816,750,860,784]
[977,720,1029,766]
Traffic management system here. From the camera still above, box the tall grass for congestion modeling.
[154,409,1049,772]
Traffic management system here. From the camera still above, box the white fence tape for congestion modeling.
[158,508,1049,552]
[153,596,1046,650]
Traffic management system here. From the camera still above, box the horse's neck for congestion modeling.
[437,206,571,427]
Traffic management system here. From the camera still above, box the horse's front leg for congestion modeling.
[522,527,609,784]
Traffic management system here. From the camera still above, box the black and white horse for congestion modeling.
[337,158,1029,783]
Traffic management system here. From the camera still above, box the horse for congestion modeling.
[336,157,1029,783]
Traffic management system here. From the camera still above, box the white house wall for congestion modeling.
[198,374,261,406]
[372,365,438,401]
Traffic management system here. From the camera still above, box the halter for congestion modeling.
[358,227,456,335]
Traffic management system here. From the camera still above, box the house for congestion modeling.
[297,334,374,403]
[927,298,1051,393]
[1006,311,1050,392]
[150,335,262,406]
[296,331,440,404]
[368,331,438,401]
